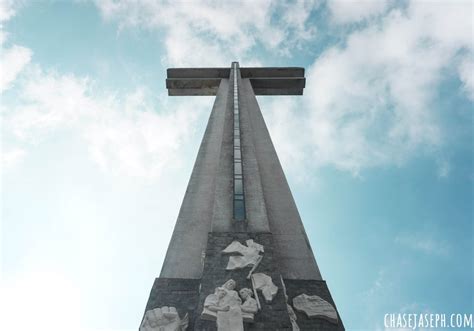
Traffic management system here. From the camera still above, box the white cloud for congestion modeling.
[395,233,450,257]
[1,269,82,331]
[94,0,319,66]
[436,158,450,178]
[458,56,474,100]
[163,23,228,67]
[2,68,207,179]
[0,45,31,93]
[1,146,25,170]
[0,0,32,93]
[83,89,206,178]
[265,1,473,175]
[0,0,15,22]
[261,97,317,183]
[328,0,390,24]
[364,267,389,299]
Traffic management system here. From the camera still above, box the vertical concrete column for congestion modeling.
[240,78,323,280]
[209,67,234,232]
[160,79,230,279]
[210,64,271,233]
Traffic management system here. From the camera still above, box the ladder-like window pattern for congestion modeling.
[232,62,246,221]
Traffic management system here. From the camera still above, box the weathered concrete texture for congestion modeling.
[209,66,271,233]
[284,280,345,331]
[240,78,322,280]
[142,278,201,330]
[167,67,303,79]
[236,69,271,233]
[195,232,292,330]
[209,67,241,232]
[160,79,229,279]
[252,87,304,96]
[167,67,305,96]
[249,78,305,95]
[167,68,231,79]
[240,67,304,78]
[167,78,221,96]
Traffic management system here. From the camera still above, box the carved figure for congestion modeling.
[280,275,300,331]
[140,306,188,331]
[287,304,300,331]
[239,288,258,323]
[251,273,278,303]
[292,294,338,324]
[201,287,227,321]
[201,279,244,331]
[222,239,264,274]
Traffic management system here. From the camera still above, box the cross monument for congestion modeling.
[140,62,344,331]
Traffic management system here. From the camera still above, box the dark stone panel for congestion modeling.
[284,279,345,331]
[240,67,304,78]
[249,77,305,89]
[167,68,231,79]
[142,278,201,330]
[252,88,303,95]
[168,87,219,96]
[194,232,292,330]
[141,235,344,330]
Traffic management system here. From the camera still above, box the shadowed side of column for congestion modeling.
[160,79,230,279]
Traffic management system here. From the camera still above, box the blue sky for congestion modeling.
[0,1,472,330]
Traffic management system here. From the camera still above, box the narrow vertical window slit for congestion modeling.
[232,62,245,221]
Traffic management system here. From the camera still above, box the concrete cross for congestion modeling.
[166,63,305,96]
[141,61,343,330]
[165,62,305,223]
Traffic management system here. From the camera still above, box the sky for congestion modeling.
[0,0,472,330]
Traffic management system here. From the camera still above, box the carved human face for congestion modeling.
[239,288,250,299]
[224,279,236,290]
[217,288,226,299]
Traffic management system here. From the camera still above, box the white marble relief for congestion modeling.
[287,304,300,331]
[201,279,244,331]
[140,306,189,331]
[292,294,338,324]
[222,239,264,276]
[250,273,278,303]
[201,287,226,321]
[239,288,258,323]
[280,275,300,331]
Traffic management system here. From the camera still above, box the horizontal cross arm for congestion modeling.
[250,77,305,95]
[166,78,221,96]
[166,66,305,96]
[166,68,228,95]
[167,68,230,79]
[240,67,304,78]
[243,67,305,95]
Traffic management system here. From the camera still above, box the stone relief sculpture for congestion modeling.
[140,306,189,331]
[292,293,338,324]
[222,239,264,278]
[280,275,300,331]
[239,288,258,323]
[201,279,245,331]
[201,287,227,321]
[250,273,278,303]
[287,303,300,331]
